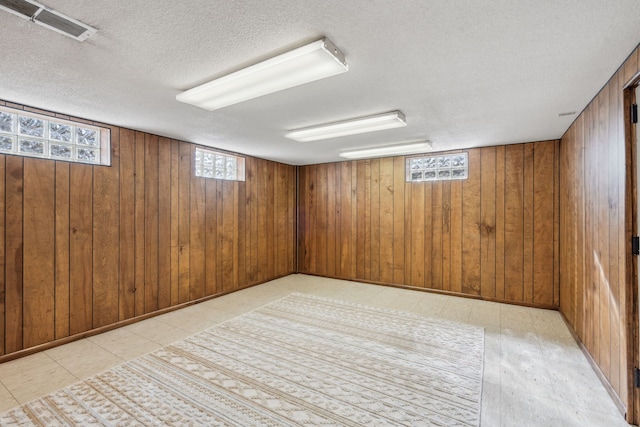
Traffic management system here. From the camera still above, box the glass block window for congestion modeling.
[406,152,468,182]
[194,147,245,181]
[0,106,110,165]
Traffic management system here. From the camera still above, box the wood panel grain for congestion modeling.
[480,147,496,298]
[558,43,639,418]
[93,127,120,327]
[119,129,135,320]
[533,142,555,306]
[69,164,93,335]
[504,145,525,302]
[5,156,23,353]
[392,157,405,284]
[462,149,481,295]
[170,140,180,305]
[133,131,145,316]
[0,100,297,362]
[298,143,559,306]
[177,141,190,303]
[54,161,70,338]
[189,145,206,300]
[157,137,172,309]
[23,158,55,347]
[379,158,394,284]
[370,159,380,282]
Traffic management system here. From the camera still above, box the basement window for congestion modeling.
[194,147,245,181]
[0,106,110,165]
[406,152,468,182]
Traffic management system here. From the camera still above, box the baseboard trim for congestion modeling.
[295,272,557,310]
[0,273,293,364]
[558,311,627,420]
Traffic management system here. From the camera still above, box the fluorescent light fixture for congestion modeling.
[176,38,348,111]
[339,141,432,160]
[286,111,407,142]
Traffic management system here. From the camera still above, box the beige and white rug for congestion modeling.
[0,293,484,426]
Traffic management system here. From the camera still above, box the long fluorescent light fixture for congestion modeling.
[339,141,432,160]
[176,38,348,111]
[286,111,406,142]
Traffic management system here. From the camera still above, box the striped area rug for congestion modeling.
[1,293,484,426]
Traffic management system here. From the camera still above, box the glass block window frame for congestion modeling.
[0,106,110,165]
[406,152,468,182]
[194,147,245,182]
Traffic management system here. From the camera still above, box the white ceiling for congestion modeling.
[1,1,640,165]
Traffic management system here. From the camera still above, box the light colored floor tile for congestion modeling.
[45,339,123,379]
[0,382,18,412]
[88,327,162,360]
[0,274,629,425]
[554,400,631,427]
[0,353,76,404]
[500,384,561,427]
[123,317,193,346]
[481,380,500,427]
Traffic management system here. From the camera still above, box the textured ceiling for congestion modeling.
[1,1,640,165]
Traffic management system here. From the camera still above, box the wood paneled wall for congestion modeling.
[298,141,560,306]
[559,44,640,416]
[0,100,296,359]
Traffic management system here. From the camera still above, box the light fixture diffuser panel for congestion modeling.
[339,141,432,160]
[177,38,348,111]
[286,111,407,142]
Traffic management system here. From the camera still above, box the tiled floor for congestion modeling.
[0,274,630,426]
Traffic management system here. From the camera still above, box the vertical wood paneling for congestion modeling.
[92,128,120,327]
[69,164,93,335]
[189,145,206,300]
[480,147,496,298]
[0,100,296,361]
[495,146,506,300]
[441,182,452,291]
[170,140,180,305]
[298,142,559,306]
[119,129,135,320]
[370,159,380,282]
[559,44,639,416]
[410,181,424,288]
[326,163,337,277]
[356,161,366,279]
[144,135,159,313]
[248,157,258,283]
[5,156,23,353]
[133,132,145,316]
[430,183,441,289]
[450,179,463,294]
[265,163,275,281]
[205,175,218,295]
[392,157,405,284]
[23,158,55,347]
[339,162,352,277]
[157,138,172,309]
[533,142,555,306]
[504,145,525,302]
[317,164,328,277]
[523,143,535,303]
[54,161,70,338]
[177,142,190,303]
[462,149,481,295]
[379,158,394,283]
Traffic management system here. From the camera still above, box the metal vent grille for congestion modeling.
[0,0,96,41]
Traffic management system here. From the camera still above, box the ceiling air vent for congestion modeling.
[0,0,97,41]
